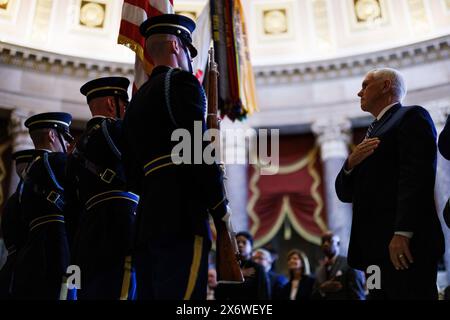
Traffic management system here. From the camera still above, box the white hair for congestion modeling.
[370,68,407,102]
[253,248,273,263]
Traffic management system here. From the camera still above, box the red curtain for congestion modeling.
[248,134,328,247]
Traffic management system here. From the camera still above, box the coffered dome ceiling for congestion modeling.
[0,0,449,66]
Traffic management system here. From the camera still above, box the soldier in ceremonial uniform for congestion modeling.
[65,77,137,300]
[11,112,73,300]
[122,14,231,300]
[0,149,44,299]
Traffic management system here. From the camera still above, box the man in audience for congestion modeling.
[312,232,366,300]
[253,248,288,299]
[215,231,270,299]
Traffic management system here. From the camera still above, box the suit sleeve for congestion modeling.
[438,115,450,160]
[173,71,228,219]
[335,160,355,203]
[395,107,437,232]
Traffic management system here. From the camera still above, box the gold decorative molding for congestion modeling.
[354,0,382,23]
[0,0,9,10]
[263,9,288,35]
[79,0,106,29]
[348,0,389,31]
[254,1,295,41]
[0,0,19,22]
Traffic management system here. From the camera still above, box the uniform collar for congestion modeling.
[150,65,175,78]
[86,116,113,129]
[36,148,52,153]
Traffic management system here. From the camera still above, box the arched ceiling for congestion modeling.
[0,0,449,66]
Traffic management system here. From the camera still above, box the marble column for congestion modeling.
[312,118,352,256]
[7,108,34,196]
[221,119,249,233]
[429,101,450,287]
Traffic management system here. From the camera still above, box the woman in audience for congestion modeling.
[280,249,315,300]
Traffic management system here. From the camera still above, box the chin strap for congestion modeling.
[114,96,121,119]
[183,46,193,74]
[56,130,67,153]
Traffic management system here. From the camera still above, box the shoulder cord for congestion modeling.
[42,152,63,191]
[101,119,122,160]
[165,68,179,128]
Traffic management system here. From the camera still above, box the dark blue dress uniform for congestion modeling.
[122,14,228,300]
[11,113,72,300]
[65,77,137,300]
[0,150,44,299]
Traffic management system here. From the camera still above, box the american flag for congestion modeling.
[118,0,174,92]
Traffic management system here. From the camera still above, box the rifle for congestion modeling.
[207,47,244,284]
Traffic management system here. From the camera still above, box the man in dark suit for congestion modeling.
[122,14,230,300]
[12,112,73,300]
[312,232,366,300]
[65,77,137,300]
[335,68,445,299]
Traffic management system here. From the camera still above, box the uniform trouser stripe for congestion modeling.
[183,236,203,300]
[120,256,133,300]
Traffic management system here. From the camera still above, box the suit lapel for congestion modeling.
[370,103,401,137]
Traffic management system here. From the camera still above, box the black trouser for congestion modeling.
[76,257,136,300]
[73,199,137,300]
[134,235,210,300]
[367,258,438,300]
[12,226,70,300]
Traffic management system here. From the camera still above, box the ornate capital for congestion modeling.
[312,118,351,160]
[8,108,34,152]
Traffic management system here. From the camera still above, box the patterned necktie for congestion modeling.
[365,119,379,139]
